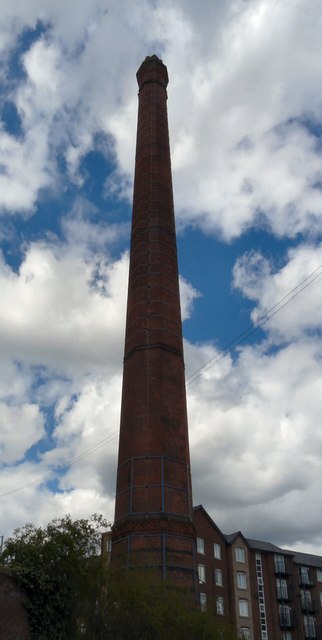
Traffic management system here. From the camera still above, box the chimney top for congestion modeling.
[136,54,169,91]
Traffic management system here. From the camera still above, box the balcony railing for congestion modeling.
[275,561,291,575]
[301,598,319,613]
[277,586,294,601]
[299,575,315,588]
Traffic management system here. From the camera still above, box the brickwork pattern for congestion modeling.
[112,56,195,589]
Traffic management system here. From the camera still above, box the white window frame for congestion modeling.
[300,566,310,584]
[216,596,224,615]
[197,536,205,555]
[274,554,285,573]
[304,615,316,637]
[198,563,206,584]
[237,571,247,589]
[214,542,221,559]
[236,546,245,563]
[239,599,249,617]
[279,605,291,626]
[317,569,322,582]
[277,578,288,599]
[215,568,223,586]
[240,629,251,640]
[301,589,312,607]
[200,592,207,612]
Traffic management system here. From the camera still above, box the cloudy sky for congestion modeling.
[1,0,322,554]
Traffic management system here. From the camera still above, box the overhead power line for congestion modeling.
[0,430,119,499]
[186,264,322,386]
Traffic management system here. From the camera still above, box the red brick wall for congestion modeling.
[0,569,29,640]
[193,507,231,625]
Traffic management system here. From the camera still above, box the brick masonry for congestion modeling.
[0,569,29,640]
[111,56,196,590]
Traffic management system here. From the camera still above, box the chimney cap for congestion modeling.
[137,54,169,90]
[143,54,163,64]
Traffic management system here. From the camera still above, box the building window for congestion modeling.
[279,605,291,627]
[301,589,312,608]
[320,592,322,606]
[300,567,311,586]
[197,537,205,555]
[200,592,207,612]
[239,599,249,617]
[235,547,245,562]
[215,568,223,586]
[240,629,251,640]
[282,633,292,640]
[216,596,224,615]
[317,569,322,582]
[274,554,285,573]
[304,615,316,638]
[277,578,288,599]
[198,564,206,584]
[214,542,221,559]
[237,572,247,589]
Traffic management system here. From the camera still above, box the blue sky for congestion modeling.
[1,0,322,554]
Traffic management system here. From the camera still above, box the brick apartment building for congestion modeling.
[194,505,322,640]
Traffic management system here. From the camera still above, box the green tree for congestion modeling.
[2,515,237,640]
[104,570,237,640]
[2,513,109,640]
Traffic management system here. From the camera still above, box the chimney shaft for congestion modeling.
[112,56,196,590]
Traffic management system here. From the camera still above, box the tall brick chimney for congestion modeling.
[111,55,196,590]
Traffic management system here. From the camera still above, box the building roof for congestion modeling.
[247,538,295,556]
[193,505,322,568]
[288,550,322,569]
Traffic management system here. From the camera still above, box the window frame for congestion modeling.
[215,568,223,587]
[214,542,221,559]
[197,536,205,555]
[235,546,245,563]
[274,554,286,573]
[200,592,207,612]
[300,566,310,584]
[279,604,291,626]
[240,628,251,640]
[237,571,247,590]
[304,614,316,637]
[301,589,312,607]
[277,577,288,599]
[239,599,249,618]
[198,563,206,584]
[216,596,224,615]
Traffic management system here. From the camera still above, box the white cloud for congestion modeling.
[0,0,321,239]
[187,335,322,547]
[0,402,44,463]
[233,243,322,342]
[0,236,128,373]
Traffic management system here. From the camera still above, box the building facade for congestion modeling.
[194,505,322,640]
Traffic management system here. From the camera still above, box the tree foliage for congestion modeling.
[2,514,237,640]
[2,513,108,640]
[103,570,236,640]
